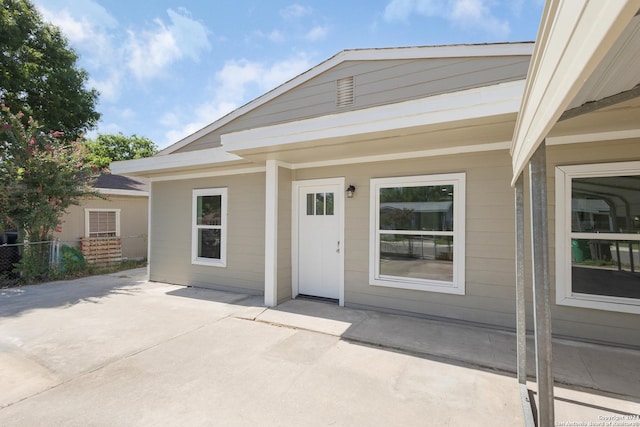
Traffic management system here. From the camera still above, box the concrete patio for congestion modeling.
[0,268,638,426]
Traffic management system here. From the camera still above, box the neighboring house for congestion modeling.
[54,174,149,261]
[111,11,639,359]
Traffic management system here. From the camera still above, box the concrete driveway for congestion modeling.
[1,269,638,426]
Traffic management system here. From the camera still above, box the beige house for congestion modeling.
[54,174,148,261]
[111,30,639,355]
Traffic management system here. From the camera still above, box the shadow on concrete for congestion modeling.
[258,298,640,410]
[165,286,263,306]
[0,269,146,318]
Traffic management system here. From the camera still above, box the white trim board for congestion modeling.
[148,167,266,183]
[162,43,533,155]
[222,80,525,152]
[110,146,244,176]
[95,188,149,197]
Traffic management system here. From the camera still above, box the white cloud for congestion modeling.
[253,29,286,43]
[36,1,212,95]
[383,0,510,38]
[450,0,510,36]
[161,53,315,147]
[126,9,211,80]
[268,30,286,43]
[280,4,312,19]
[305,25,329,41]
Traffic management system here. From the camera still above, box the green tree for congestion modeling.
[0,0,99,139]
[85,133,158,169]
[0,105,100,282]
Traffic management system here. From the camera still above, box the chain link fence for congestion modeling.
[0,235,147,287]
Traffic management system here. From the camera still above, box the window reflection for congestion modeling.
[570,175,640,299]
[380,185,453,231]
[379,234,453,282]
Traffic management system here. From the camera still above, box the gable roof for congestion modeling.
[161,43,534,156]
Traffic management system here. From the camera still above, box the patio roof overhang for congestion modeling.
[221,80,525,165]
[511,0,640,186]
[109,146,256,179]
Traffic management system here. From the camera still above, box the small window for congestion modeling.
[85,209,120,238]
[305,192,334,216]
[192,188,227,267]
[370,173,465,294]
[556,162,640,313]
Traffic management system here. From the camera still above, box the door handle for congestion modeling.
[336,240,340,253]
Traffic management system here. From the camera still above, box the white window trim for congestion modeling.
[555,162,640,314]
[84,208,120,238]
[192,188,227,267]
[369,173,466,294]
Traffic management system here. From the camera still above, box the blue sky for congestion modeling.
[32,0,544,149]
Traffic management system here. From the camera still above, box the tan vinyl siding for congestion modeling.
[277,167,292,303]
[54,195,148,260]
[286,138,640,346]
[176,56,530,153]
[292,151,519,328]
[149,173,265,294]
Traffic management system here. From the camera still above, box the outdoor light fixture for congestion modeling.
[346,185,356,198]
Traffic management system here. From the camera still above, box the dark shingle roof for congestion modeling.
[94,174,148,192]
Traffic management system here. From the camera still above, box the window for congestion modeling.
[556,162,640,313]
[192,188,227,267]
[85,209,120,237]
[306,192,334,216]
[370,173,465,294]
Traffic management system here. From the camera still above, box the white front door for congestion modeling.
[294,178,344,302]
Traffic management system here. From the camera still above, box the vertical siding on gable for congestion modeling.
[176,56,530,153]
[149,173,265,294]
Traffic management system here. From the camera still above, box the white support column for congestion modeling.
[147,180,153,278]
[264,160,278,307]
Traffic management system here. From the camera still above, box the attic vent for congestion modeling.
[336,76,354,107]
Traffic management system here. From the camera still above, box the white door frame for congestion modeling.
[292,177,345,306]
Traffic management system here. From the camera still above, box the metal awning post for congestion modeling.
[529,141,555,426]
[515,175,526,386]
[516,175,536,426]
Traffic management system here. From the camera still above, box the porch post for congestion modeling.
[264,160,278,307]
[528,141,554,426]
[515,175,536,426]
[515,175,526,386]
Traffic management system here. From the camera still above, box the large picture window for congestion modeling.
[192,188,227,267]
[556,163,640,313]
[370,173,465,294]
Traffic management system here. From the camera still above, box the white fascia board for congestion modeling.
[109,147,244,176]
[95,188,149,197]
[510,0,640,186]
[161,43,534,155]
[222,80,525,151]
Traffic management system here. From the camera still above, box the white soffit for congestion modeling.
[221,80,525,152]
[161,43,533,156]
[109,147,244,177]
[510,0,640,185]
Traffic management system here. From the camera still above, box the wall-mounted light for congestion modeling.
[346,185,356,198]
